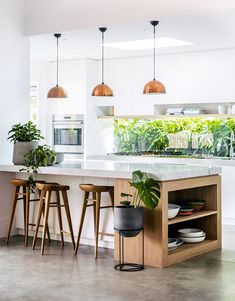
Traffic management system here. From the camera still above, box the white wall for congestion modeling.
[0,0,30,237]
[104,48,235,115]
[0,0,30,163]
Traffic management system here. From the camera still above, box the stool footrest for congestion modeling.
[98,232,114,237]
[49,203,65,208]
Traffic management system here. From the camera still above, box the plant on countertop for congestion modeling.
[120,170,161,209]
[8,121,43,143]
[20,145,56,192]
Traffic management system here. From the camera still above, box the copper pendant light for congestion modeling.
[143,21,166,94]
[47,33,68,98]
[92,27,113,97]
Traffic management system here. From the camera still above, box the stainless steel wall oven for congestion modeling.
[52,114,84,154]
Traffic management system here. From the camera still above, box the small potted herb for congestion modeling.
[114,170,160,237]
[8,121,44,165]
[20,145,56,191]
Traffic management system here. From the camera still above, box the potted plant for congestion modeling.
[20,145,56,192]
[114,170,161,237]
[8,121,44,165]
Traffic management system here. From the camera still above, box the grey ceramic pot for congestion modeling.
[12,141,39,165]
[114,206,144,237]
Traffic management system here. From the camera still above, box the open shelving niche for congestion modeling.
[97,101,235,119]
[167,177,221,266]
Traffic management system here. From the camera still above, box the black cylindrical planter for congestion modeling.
[114,206,143,237]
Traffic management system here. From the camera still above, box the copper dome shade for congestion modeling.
[143,79,166,94]
[47,85,68,98]
[92,83,113,97]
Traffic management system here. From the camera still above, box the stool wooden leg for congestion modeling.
[32,190,45,250]
[41,191,51,255]
[56,191,64,247]
[42,203,51,243]
[109,188,114,208]
[94,192,101,259]
[6,186,20,244]
[25,187,30,247]
[74,192,89,255]
[39,189,51,242]
[23,187,27,241]
[62,190,75,251]
[92,192,96,237]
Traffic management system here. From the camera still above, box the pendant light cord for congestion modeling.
[102,31,104,84]
[56,36,59,86]
[153,24,156,81]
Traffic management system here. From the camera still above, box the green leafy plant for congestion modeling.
[8,121,43,143]
[121,170,161,209]
[20,145,56,192]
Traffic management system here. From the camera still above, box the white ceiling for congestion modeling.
[29,2,235,61]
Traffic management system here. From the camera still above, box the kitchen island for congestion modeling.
[0,160,221,267]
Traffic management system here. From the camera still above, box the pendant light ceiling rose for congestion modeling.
[92,27,113,97]
[143,20,166,94]
[47,33,68,98]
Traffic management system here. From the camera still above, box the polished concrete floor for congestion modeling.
[1,225,235,301]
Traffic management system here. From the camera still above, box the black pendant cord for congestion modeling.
[54,33,61,87]
[102,30,104,84]
[99,27,107,85]
[56,36,59,86]
[153,24,156,81]
[150,21,159,81]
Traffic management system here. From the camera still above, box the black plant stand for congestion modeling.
[114,228,144,272]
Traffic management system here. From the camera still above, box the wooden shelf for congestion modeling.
[98,114,235,120]
[168,210,218,225]
[167,239,220,265]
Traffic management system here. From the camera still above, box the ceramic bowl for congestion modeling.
[178,208,194,216]
[178,228,204,237]
[168,238,183,251]
[179,233,206,243]
[188,200,207,211]
[168,204,181,219]
[168,238,177,248]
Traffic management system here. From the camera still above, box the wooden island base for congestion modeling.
[114,175,221,267]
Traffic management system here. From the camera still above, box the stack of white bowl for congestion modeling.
[168,204,181,219]
[178,228,206,243]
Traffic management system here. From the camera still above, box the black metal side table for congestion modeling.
[114,228,144,272]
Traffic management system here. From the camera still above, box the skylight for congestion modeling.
[104,37,193,51]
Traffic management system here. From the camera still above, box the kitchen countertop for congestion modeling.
[0,160,221,181]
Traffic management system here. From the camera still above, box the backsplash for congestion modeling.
[113,118,235,158]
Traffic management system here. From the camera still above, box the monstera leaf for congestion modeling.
[130,170,160,209]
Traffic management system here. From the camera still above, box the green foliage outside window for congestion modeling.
[113,117,235,158]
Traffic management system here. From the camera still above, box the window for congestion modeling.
[30,82,38,125]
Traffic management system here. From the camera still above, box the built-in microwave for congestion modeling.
[52,114,84,154]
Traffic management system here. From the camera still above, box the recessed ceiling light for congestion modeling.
[104,37,193,51]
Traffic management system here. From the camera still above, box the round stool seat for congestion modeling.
[11,179,29,187]
[36,183,69,192]
[79,184,112,193]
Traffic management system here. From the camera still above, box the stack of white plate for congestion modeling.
[168,238,183,251]
[178,228,206,243]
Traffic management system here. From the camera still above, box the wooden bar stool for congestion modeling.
[75,184,114,258]
[6,179,50,246]
[32,183,75,255]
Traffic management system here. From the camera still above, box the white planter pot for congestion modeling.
[12,141,39,165]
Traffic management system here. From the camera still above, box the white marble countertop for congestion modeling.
[0,160,221,181]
